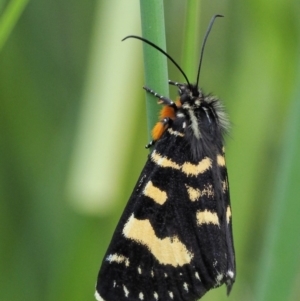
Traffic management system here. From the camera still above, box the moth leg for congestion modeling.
[143,86,177,109]
[168,80,185,95]
[168,80,181,87]
[145,140,155,149]
[145,117,171,149]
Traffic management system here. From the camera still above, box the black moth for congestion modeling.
[95,14,235,301]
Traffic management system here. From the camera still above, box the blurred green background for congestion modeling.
[1,0,300,300]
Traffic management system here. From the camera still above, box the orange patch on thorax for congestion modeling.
[152,122,168,141]
[151,98,182,141]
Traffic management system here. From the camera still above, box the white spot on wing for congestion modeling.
[139,292,144,300]
[183,282,189,292]
[138,266,142,274]
[123,285,129,297]
[137,175,146,188]
[216,273,224,283]
[227,270,235,278]
[226,206,232,224]
[94,291,105,301]
[195,272,200,280]
[106,253,130,267]
[154,292,158,300]
[169,291,174,299]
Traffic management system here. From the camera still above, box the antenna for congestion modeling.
[122,35,191,87]
[196,14,224,87]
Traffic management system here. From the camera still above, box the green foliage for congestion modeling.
[0,1,299,301]
[254,68,300,301]
[139,0,168,137]
[0,0,29,51]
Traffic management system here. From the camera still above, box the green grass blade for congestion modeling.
[0,0,30,51]
[139,0,168,139]
[181,0,201,81]
[254,65,300,300]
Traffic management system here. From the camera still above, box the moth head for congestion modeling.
[179,84,204,108]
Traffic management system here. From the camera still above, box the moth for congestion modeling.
[95,14,235,301]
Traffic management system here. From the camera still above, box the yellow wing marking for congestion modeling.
[123,214,193,267]
[143,181,167,205]
[196,210,220,226]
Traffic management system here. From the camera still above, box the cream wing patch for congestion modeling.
[185,185,201,201]
[196,210,220,226]
[202,184,214,197]
[217,154,226,166]
[143,181,167,205]
[151,150,180,170]
[151,150,212,177]
[181,157,212,176]
[222,178,228,192]
[123,214,193,266]
[185,184,214,202]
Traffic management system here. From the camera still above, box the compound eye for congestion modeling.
[180,93,189,103]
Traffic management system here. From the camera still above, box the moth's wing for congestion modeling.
[188,149,236,294]
[95,130,235,301]
[221,162,236,294]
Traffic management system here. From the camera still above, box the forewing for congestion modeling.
[96,128,235,301]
